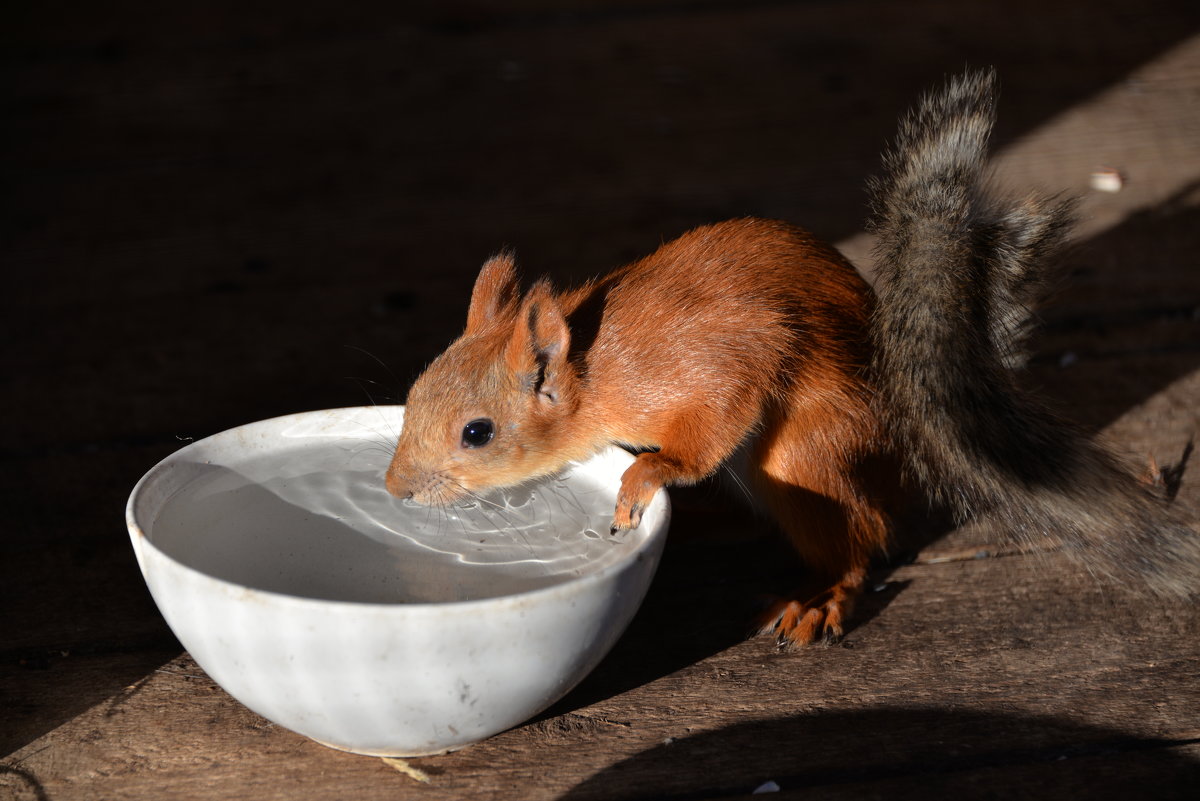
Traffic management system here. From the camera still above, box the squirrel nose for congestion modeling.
[384,466,412,499]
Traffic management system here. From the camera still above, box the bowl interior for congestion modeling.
[133,405,659,604]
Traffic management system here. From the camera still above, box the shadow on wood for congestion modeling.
[560,707,1200,800]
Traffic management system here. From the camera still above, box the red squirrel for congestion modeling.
[386,69,1199,646]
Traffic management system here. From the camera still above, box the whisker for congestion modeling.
[426,482,450,539]
[461,489,510,512]
[342,344,407,445]
[551,473,589,517]
[346,383,403,445]
[454,482,545,564]
[347,417,402,450]
[344,374,393,392]
[720,461,755,505]
[342,344,406,392]
[344,446,393,471]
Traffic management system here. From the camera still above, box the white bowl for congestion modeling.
[126,406,670,756]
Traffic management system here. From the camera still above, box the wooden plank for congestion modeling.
[4,544,1197,800]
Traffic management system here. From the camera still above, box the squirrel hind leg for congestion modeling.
[749,475,880,646]
[748,388,893,646]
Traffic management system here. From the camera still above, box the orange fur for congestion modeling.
[387,218,894,645]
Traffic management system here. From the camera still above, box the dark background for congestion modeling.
[3,1,1199,796]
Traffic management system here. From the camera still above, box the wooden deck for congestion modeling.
[3,1,1199,798]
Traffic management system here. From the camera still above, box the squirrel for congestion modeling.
[385,68,1198,646]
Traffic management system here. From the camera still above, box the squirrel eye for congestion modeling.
[461,418,495,449]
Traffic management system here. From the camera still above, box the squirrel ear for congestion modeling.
[465,251,520,334]
[508,280,571,403]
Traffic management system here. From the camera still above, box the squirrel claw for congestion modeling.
[611,500,644,531]
[755,592,851,648]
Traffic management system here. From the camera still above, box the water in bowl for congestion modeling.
[149,437,634,604]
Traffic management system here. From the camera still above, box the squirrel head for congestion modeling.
[385,252,588,506]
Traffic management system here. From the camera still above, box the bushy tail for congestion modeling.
[868,68,1198,597]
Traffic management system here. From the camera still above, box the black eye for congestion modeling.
[461,418,494,449]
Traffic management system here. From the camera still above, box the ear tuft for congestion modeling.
[465,251,520,334]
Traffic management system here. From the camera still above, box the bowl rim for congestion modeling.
[126,405,671,615]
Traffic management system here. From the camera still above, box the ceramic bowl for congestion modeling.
[126,406,669,756]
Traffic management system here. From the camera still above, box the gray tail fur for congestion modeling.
[868,68,1198,597]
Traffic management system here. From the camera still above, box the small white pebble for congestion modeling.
[753,780,781,794]
[1089,168,1124,193]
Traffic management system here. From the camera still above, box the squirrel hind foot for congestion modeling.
[754,580,861,647]
[755,598,842,647]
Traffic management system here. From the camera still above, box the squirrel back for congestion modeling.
[869,68,1199,597]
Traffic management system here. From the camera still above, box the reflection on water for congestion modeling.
[150,439,636,604]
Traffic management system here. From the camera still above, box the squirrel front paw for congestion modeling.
[612,459,663,530]
[611,502,643,531]
[612,486,650,530]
